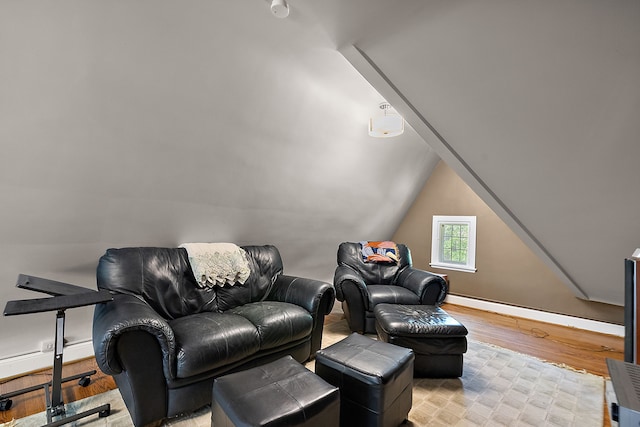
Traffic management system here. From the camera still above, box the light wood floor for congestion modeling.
[0,303,624,425]
[442,303,623,378]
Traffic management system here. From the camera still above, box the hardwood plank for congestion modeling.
[0,358,116,423]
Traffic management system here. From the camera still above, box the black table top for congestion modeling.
[3,274,112,316]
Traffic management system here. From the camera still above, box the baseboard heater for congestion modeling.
[607,358,640,426]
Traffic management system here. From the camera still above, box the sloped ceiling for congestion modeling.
[0,1,438,360]
[301,0,640,306]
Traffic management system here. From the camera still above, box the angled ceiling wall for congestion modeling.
[303,0,640,306]
[0,1,438,364]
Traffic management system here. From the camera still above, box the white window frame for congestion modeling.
[430,215,477,273]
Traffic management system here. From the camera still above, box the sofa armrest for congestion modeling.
[92,293,177,379]
[267,274,335,355]
[397,267,449,305]
[267,274,335,316]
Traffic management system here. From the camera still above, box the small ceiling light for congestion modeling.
[369,102,404,138]
[270,0,290,18]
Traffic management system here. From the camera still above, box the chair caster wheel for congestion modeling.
[0,399,13,411]
[78,376,91,387]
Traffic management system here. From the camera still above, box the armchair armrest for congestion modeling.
[333,264,368,305]
[267,274,335,316]
[92,293,177,379]
[397,267,448,305]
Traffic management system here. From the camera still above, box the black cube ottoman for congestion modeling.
[374,304,468,378]
[211,355,340,427]
[315,333,414,427]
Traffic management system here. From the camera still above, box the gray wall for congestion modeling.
[394,161,623,324]
[0,1,438,363]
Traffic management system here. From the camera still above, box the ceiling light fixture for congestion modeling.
[270,0,290,18]
[369,102,404,138]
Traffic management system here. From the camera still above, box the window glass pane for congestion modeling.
[441,223,468,265]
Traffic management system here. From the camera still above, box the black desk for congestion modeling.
[2,274,113,426]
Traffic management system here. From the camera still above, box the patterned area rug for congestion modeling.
[411,340,603,426]
[9,319,604,427]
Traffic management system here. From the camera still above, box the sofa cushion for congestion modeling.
[227,302,313,351]
[215,245,284,311]
[169,312,260,378]
[97,247,218,320]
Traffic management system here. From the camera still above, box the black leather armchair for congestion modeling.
[92,245,334,427]
[334,242,448,334]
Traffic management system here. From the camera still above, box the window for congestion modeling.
[430,215,477,272]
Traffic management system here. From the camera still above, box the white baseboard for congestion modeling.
[0,341,95,380]
[445,294,624,337]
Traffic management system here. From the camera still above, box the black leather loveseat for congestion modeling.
[92,245,335,427]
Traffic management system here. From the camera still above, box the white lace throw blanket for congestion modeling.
[180,243,251,288]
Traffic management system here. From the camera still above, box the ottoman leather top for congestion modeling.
[316,332,414,386]
[374,304,468,338]
[212,355,339,426]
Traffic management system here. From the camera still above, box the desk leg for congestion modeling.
[46,310,66,423]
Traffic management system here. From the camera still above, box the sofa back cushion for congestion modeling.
[96,245,285,317]
[97,247,218,319]
[215,245,284,311]
[337,242,411,285]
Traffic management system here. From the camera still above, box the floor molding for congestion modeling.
[446,294,624,337]
[0,341,94,380]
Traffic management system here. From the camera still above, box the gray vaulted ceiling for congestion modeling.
[300,0,640,306]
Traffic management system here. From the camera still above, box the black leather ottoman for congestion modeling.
[211,355,340,427]
[315,333,414,427]
[374,304,468,378]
